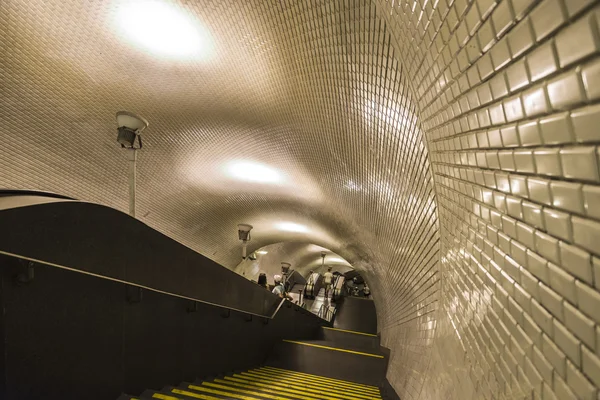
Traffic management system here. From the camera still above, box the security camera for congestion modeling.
[116,111,149,149]
[237,224,253,241]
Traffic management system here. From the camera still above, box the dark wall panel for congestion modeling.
[0,256,124,400]
[0,256,324,400]
[333,297,378,334]
[0,201,279,317]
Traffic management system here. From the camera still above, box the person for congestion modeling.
[272,275,293,300]
[363,283,371,297]
[323,267,334,298]
[257,273,268,289]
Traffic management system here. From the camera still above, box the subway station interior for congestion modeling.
[2,0,600,399]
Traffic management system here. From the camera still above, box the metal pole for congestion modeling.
[242,241,247,259]
[128,149,137,217]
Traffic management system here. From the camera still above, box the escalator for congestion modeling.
[303,272,322,300]
[331,274,345,303]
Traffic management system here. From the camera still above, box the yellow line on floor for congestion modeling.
[323,326,378,337]
[261,366,380,391]
[258,366,379,393]
[239,371,381,400]
[223,376,343,400]
[199,382,297,400]
[172,387,259,400]
[282,340,384,358]
[254,368,380,396]
[212,378,323,400]
[152,394,181,400]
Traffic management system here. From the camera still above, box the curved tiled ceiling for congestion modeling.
[2,0,600,399]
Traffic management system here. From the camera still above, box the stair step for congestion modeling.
[164,385,238,400]
[127,365,384,400]
[282,340,384,358]
[186,381,311,400]
[207,377,323,400]
[319,326,380,351]
[259,366,381,392]
[266,341,387,387]
[233,370,381,400]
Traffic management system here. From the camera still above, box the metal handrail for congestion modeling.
[0,250,301,321]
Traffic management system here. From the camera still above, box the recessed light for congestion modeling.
[275,222,309,233]
[117,1,213,59]
[225,161,283,184]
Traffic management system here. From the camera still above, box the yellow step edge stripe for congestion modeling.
[242,370,381,400]
[222,376,347,400]
[252,369,380,396]
[169,389,223,400]
[282,340,384,358]
[238,371,381,400]
[257,367,380,394]
[152,394,182,400]
[212,378,323,400]
[225,374,373,400]
[262,366,380,390]
[198,382,297,400]
[323,326,378,337]
[172,387,260,400]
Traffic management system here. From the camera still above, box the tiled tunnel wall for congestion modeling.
[2,0,600,399]
[377,0,600,399]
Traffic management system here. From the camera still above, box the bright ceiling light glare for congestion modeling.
[116,0,213,59]
[256,250,268,255]
[275,222,309,233]
[225,161,283,184]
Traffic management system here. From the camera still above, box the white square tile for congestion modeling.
[542,208,572,242]
[522,84,550,117]
[533,148,562,176]
[555,12,600,68]
[539,112,574,144]
[527,41,558,82]
[513,150,536,173]
[570,104,600,143]
[528,177,552,205]
[559,146,599,182]
[548,261,578,304]
[550,181,584,214]
[572,216,600,257]
[560,241,593,284]
[508,17,535,57]
[581,58,600,100]
[576,281,600,324]
[583,185,600,219]
[547,71,586,111]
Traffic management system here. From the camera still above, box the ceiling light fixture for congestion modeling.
[115,111,149,218]
[116,0,212,59]
[256,250,268,255]
[225,161,283,184]
[275,222,309,233]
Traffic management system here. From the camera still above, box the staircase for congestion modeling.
[118,365,383,399]
[266,327,387,389]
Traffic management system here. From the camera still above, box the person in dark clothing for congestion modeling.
[257,273,268,289]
